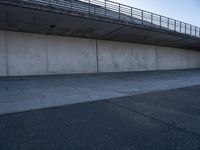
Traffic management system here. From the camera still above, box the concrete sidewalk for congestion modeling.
[0,69,200,115]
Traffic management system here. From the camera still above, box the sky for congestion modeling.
[113,0,200,27]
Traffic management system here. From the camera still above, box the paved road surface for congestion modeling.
[0,85,200,150]
[1,69,200,115]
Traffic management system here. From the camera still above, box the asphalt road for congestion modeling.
[1,85,200,150]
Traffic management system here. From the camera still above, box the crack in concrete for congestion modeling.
[107,100,200,147]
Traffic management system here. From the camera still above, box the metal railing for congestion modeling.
[13,0,200,38]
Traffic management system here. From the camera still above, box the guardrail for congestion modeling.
[15,0,200,38]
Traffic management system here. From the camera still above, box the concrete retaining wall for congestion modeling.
[188,50,200,68]
[47,36,97,74]
[0,30,200,76]
[157,47,189,70]
[98,40,157,72]
[157,46,200,70]
[7,32,47,76]
[0,31,97,76]
[0,31,7,76]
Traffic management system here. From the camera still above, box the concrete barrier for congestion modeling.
[0,30,200,77]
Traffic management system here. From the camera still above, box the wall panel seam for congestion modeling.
[156,46,158,70]
[5,32,9,76]
[96,40,99,73]
[45,35,49,74]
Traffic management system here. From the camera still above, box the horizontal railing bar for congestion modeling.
[3,0,199,38]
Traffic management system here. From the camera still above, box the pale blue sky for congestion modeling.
[113,0,200,27]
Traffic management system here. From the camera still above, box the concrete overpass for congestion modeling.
[1,0,200,50]
[0,0,200,76]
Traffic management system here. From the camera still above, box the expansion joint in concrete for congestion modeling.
[5,32,8,76]
[106,101,200,139]
[5,6,9,76]
[45,35,49,74]
[156,46,158,70]
[96,39,99,73]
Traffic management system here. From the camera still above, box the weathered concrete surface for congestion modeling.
[157,47,189,70]
[188,50,200,68]
[0,1,200,50]
[157,47,200,70]
[7,32,48,76]
[1,69,200,115]
[98,40,157,72]
[47,36,97,74]
[1,30,200,76]
[1,31,98,76]
[0,31,7,76]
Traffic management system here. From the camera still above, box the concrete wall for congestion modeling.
[98,40,157,72]
[157,47,189,70]
[0,31,7,76]
[188,50,200,68]
[157,46,200,70]
[47,36,97,74]
[0,30,200,77]
[0,30,97,76]
[7,32,47,76]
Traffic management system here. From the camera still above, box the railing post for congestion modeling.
[70,0,72,9]
[199,29,200,37]
[151,13,153,26]
[89,0,90,14]
[180,21,182,32]
[141,10,143,24]
[174,20,176,31]
[167,18,169,29]
[160,16,161,28]
[119,4,121,20]
[131,7,133,22]
[195,27,197,37]
[199,28,200,38]
[104,0,106,16]
[190,25,192,35]
[185,23,186,34]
